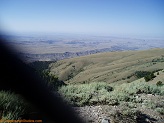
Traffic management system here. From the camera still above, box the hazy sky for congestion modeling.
[0,0,164,37]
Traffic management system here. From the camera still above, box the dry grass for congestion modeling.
[49,48,164,84]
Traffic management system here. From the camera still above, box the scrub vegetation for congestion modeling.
[0,49,164,122]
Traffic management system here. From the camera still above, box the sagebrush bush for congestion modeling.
[156,81,163,86]
[118,81,163,95]
[155,107,164,115]
[58,80,164,106]
[58,82,113,106]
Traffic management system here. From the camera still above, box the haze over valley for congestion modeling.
[3,34,164,62]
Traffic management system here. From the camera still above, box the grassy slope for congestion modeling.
[49,48,164,84]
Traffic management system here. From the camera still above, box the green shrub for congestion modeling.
[155,107,164,115]
[134,71,156,82]
[118,81,163,95]
[144,73,156,82]
[58,80,164,106]
[135,71,151,78]
[152,57,164,62]
[145,101,157,109]
[58,82,113,106]
[156,81,163,86]
[114,93,130,102]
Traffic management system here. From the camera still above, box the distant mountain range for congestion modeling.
[18,45,139,62]
[2,34,164,62]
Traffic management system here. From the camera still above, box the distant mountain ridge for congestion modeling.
[2,34,164,62]
[19,45,139,62]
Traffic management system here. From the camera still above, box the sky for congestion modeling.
[0,0,164,37]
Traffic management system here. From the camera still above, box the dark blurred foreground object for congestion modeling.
[0,36,84,123]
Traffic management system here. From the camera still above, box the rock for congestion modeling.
[145,118,151,123]
[101,118,110,123]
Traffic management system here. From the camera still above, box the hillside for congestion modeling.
[49,48,164,84]
[58,71,164,123]
[1,49,163,123]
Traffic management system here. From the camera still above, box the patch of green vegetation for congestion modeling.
[121,81,163,95]
[155,107,164,115]
[144,73,156,82]
[58,81,164,106]
[144,100,157,109]
[134,71,156,82]
[152,57,164,62]
[134,71,152,78]
[58,82,113,106]
[0,91,31,120]
[156,81,163,86]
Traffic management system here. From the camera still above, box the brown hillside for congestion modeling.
[49,48,164,84]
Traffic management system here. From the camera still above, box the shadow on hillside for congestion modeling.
[137,113,157,123]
